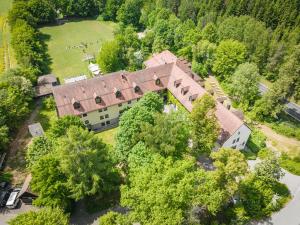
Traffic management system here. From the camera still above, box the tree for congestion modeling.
[228,62,260,108]
[139,111,190,158]
[120,156,203,225]
[97,40,125,73]
[115,92,163,163]
[48,115,85,139]
[8,207,69,225]
[99,211,129,225]
[192,40,216,77]
[28,0,57,24]
[127,142,155,170]
[56,127,118,200]
[30,154,71,210]
[201,22,218,43]
[213,40,246,79]
[254,158,284,182]
[253,45,300,119]
[102,0,124,21]
[190,94,219,156]
[8,2,37,27]
[26,136,53,167]
[117,0,143,28]
[211,148,248,197]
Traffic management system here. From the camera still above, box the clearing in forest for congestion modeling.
[40,20,117,83]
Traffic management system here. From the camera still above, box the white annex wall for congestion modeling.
[222,124,251,150]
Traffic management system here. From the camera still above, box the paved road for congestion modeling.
[248,160,300,225]
[258,83,300,121]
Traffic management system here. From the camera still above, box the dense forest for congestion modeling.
[1,0,300,224]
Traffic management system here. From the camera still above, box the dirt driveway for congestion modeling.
[258,124,300,154]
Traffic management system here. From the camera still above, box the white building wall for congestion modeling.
[222,124,251,150]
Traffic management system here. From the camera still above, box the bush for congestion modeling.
[247,128,266,153]
[270,121,300,141]
[257,148,274,159]
[241,149,257,160]
[280,153,300,175]
[43,96,56,110]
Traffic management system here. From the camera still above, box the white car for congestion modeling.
[6,188,21,209]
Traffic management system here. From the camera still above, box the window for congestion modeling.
[95,96,102,104]
[106,121,110,125]
[118,103,122,107]
[128,100,131,104]
[232,145,237,149]
[105,114,109,118]
[236,137,240,142]
[84,120,89,124]
[238,131,240,135]
[232,139,236,144]
[98,109,103,113]
[82,113,87,117]
[242,141,245,146]
[155,78,161,85]
[101,122,105,126]
[100,115,104,120]
[103,107,107,111]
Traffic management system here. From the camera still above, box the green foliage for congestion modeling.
[97,40,125,73]
[167,90,188,113]
[115,92,163,163]
[48,115,85,139]
[280,153,300,176]
[102,0,124,21]
[253,45,300,119]
[211,148,249,197]
[8,1,37,27]
[28,0,57,24]
[26,136,53,168]
[190,94,219,156]
[237,174,290,220]
[201,22,218,43]
[0,126,9,152]
[43,96,56,110]
[192,40,216,77]
[56,127,118,200]
[8,207,69,225]
[254,158,284,182]
[269,120,300,141]
[139,111,190,158]
[99,211,129,225]
[30,154,71,210]
[228,62,260,108]
[213,40,246,79]
[246,128,267,153]
[121,156,203,225]
[257,148,274,160]
[117,0,143,28]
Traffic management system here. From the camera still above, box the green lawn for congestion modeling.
[40,20,117,83]
[0,0,12,16]
[96,127,118,147]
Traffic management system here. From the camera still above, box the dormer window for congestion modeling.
[133,82,140,93]
[189,94,198,102]
[174,79,182,88]
[153,74,161,85]
[114,87,122,98]
[181,86,189,95]
[72,98,80,109]
[94,93,102,104]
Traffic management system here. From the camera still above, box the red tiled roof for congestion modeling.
[53,51,245,137]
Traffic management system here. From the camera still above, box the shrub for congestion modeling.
[43,96,56,110]
[257,148,274,159]
[247,128,266,153]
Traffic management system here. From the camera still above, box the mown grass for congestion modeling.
[40,20,117,82]
[280,153,300,176]
[96,127,118,147]
[0,0,12,16]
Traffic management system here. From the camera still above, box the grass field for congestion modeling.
[96,127,118,147]
[40,20,117,83]
[0,0,12,16]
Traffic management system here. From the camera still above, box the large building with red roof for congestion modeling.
[53,51,251,150]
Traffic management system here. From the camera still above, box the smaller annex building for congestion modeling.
[53,51,251,150]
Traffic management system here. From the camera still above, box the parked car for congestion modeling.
[0,191,9,207]
[6,188,21,209]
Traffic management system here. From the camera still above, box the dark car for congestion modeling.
[0,191,9,207]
